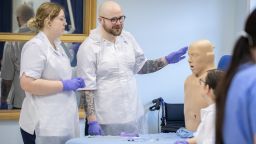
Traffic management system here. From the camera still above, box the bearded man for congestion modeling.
[77,0,187,136]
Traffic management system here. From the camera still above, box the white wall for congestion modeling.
[0,0,250,143]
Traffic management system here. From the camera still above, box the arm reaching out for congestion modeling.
[138,58,167,74]
[138,47,188,74]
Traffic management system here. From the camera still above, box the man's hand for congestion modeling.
[88,121,103,135]
[165,46,188,64]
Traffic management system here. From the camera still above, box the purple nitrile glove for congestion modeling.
[0,102,8,109]
[120,132,139,137]
[165,46,188,64]
[88,121,103,135]
[61,77,85,91]
[175,140,189,144]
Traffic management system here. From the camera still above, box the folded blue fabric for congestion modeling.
[176,127,194,138]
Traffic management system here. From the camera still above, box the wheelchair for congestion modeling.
[149,97,185,132]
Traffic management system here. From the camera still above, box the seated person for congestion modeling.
[184,40,215,131]
[177,69,224,144]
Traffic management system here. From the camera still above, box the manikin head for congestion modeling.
[188,40,215,77]
[98,1,125,38]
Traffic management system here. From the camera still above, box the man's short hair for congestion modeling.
[16,4,35,22]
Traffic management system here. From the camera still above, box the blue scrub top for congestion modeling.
[223,63,256,144]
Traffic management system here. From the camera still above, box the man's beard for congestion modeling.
[103,23,123,36]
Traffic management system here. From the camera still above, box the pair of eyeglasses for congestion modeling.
[100,15,126,24]
[199,79,206,85]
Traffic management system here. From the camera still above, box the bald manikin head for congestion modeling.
[188,40,215,77]
[98,1,124,38]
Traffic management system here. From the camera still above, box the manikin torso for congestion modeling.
[184,40,215,131]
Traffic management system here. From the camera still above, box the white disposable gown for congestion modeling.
[19,32,79,143]
[77,28,147,135]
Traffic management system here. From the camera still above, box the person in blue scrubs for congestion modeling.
[215,9,256,144]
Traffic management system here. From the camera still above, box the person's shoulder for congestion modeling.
[82,29,101,46]
[3,41,12,48]
[22,34,46,54]
[236,64,256,79]
[19,25,32,33]
[232,64,256,88]
[184,75,194,88]
[121,30,131,35]
[78,39,102,57]
[244,64,256,73]
[24,36,41,47]
[121,30,135,38]
[185,74,196,81]
[120,30,139,45]
[82,36,99,45]
[243,65,256,83]
[80,29,105,53]
[80,38,100,51]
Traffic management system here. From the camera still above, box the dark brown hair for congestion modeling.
[204,69,224,98]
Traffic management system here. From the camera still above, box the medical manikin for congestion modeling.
[184,40,215,131]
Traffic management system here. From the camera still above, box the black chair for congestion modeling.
[161,103,185,133]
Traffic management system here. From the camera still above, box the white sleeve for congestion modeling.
[1,42,15,80]
[203,112,215,142]
[194,121,203,138]
[20,42,46,79]
[76,41,97,90]
[195,112,215,143]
